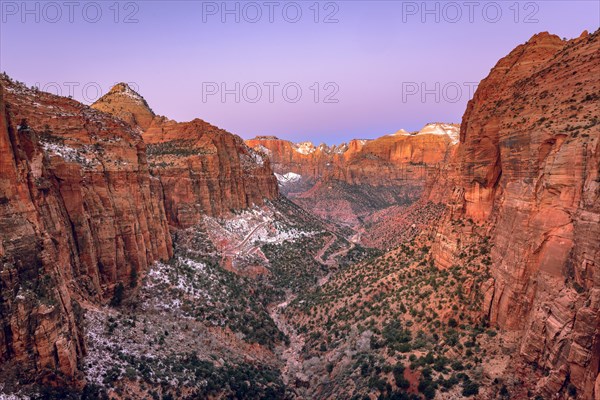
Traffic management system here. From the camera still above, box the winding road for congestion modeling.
[314,235,337,265]
[222,222,269,256]
[268,235,356,388]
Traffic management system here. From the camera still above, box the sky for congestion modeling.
[1,1,598,144]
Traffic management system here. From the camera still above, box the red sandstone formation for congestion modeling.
[247,124,459,226]
[1,28,598,399]
[327,125,458,186]
[0,76,173,384]
[431,31,600,398]
[0,77,279,386]
[143,116,279,228]
[91,83,155,130]
[92,83,280,228]
[247,123,458,185]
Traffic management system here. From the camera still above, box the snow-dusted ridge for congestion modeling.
[275,172,302,185]
[292,141,317,155]
[205,205,317,248]
[388,123,459,144]
[109,83,148,105]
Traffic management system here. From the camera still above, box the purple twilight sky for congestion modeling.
[1,1,598,144]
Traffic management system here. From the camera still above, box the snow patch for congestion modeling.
[204,204,318,252]
[41,141,100,167]
[253,144,272,157]
[240,149,265,168]
[275,172,302,185]
[333,143,349,154]
[0,385,29,400]
[418,123,460,144]
[113,84,146,105]
[292,141,316,155]
[388,124,459,144]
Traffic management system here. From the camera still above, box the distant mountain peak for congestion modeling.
[387,123,459,144]
[108,82,145,98]
[92,82,155,130]
[292,141,317,155]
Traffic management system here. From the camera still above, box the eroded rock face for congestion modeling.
[328,126,458,186]
[0,80,81,386]
[245,136,344,183]
[0,76,174,384]
[431,31,600,398]
[144,117,279,228]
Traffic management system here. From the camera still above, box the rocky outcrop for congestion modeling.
[431,31,600,399]
[91,83,155,130]
[144,117,279,228]
[245,136,345,183]
[328,124,458,186]
[92,83,280,228]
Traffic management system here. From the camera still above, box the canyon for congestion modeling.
[0,76,280,393]
[254,30,599,399]
[246,123,458,228]
[0,29,598,400]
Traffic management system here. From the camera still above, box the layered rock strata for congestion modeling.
[431,31,600,399]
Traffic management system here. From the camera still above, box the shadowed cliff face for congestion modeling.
[431,31,600,398]
[0,77,279,386]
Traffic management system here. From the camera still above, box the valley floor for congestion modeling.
[0,198,566,400]
[76,197,381,400]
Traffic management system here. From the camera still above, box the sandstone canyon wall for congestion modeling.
[92,84,280,229]
[0,76,279,385]
[0,77,173,385]
[143,117,279,228]
[431,31,599,398]
[247,123,458,187]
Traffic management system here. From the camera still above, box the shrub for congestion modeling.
[462,381,480,396]
[418,379,436,400]
[110,283,125,307]
[393,364,410,389]
[451,361,465,371]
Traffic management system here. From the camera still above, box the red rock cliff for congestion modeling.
[143,117,280,228]
[431,31,600,398]
[0,78,280,385]
[0,76,173,383]
[245,136,346,184]
[246,123,458,187]
[329,124,458,186]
